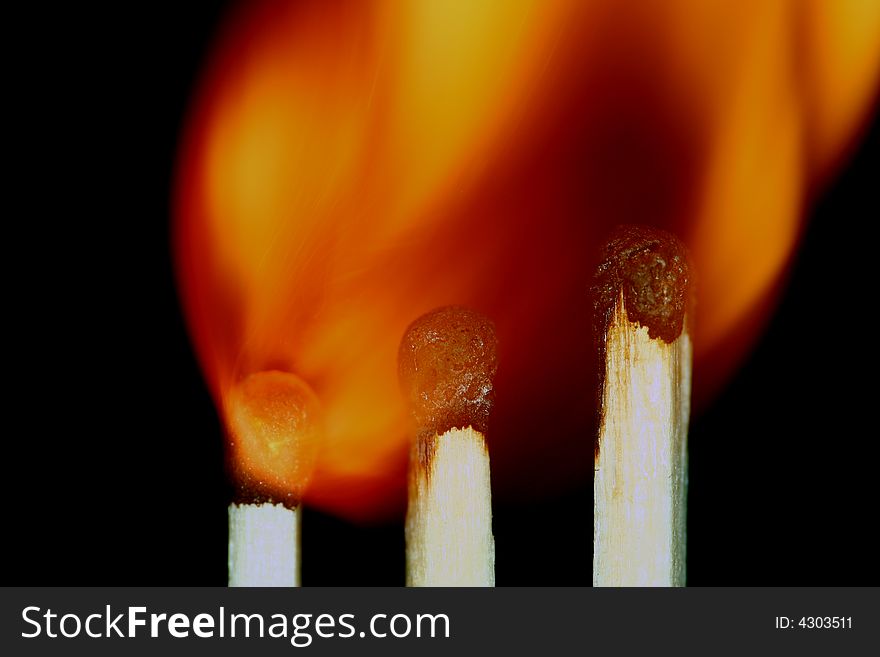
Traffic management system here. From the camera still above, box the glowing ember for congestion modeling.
[227,371,322,507]
[175,0,880,519]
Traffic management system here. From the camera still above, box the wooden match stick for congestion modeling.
[225,370,322,587]
[228,502,301,587]
[398,306,499,586]
[592,226,693,587]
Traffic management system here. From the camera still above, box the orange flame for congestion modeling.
[175,0,880,520]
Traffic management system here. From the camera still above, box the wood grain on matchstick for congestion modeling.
[228,503,301,587]
[399,306,498,587]
[593,226,693,587]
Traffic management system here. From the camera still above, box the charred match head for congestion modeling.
[398,306,499,442]
[592,224,694,461]
[593,224,693,344]
[226,371,323,508]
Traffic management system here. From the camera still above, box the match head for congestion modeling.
[593,225,693,343]
[226,370,323,508]
[398,306,499,439]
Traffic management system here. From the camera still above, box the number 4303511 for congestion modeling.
[775,617,852,629]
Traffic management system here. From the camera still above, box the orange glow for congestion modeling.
[175,0,880,519]
[227,371,322,504]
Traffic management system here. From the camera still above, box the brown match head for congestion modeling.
[593,224,693,343]
[226,370,323,508]
[398,306,499,439]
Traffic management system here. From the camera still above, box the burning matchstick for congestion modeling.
[226,371,322,587]
[592,226,694,587]
[398,306,499,586]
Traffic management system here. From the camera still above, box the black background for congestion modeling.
[8,3,878,585]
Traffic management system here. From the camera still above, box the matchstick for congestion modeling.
[592,226,693,587]
[398,306,499,586]
[228,502,301,587]
[225,370,322,587]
